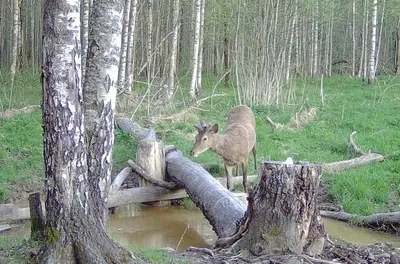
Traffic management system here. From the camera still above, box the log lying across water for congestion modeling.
[165,147,246,238]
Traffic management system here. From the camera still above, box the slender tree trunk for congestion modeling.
[189,0,201,100]
[352,0,356,76]
[9,0,20,109]
[39,0,135,262]
[117,0,131,91]
[368,0,377,84]
[146,0,153,81]
[167,0,180,101]
[196,0,205,94]
[83,0,124,229]
[81,0,89,83]
[374,0,385,74]
[125,0,138,92]
[396,20,400,76]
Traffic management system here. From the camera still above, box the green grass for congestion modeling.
[0,72,399,216]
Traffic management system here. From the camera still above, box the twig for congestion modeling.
[170,224,189,264]
[300,255,342,264]
[266,116,284,130]
[127,160,177,190]
[349,131,366,156]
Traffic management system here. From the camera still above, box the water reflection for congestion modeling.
[108,204,217,252]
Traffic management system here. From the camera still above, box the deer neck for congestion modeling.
[209,133,229,158]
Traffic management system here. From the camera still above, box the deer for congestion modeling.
[190,105,257,193]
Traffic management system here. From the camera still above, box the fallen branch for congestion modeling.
[127,159,178,190]
[109,167,132,194]
[116,116,155,140]
[349,131,365,156]
[320,210,400,233]
[266,117,284,130]
[321,153,385,174]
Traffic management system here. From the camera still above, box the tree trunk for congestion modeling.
[80,0,89,82]
[167,0,180,101]
[397,24,400,76]
[125,0,138,92]
[189,0,201,100]
[9,0,20,109]
[165,148,246,238]
[368,0,377,84]
[39,0,137,262]
[83,0,124,229]
[221,162,325,257]
[117,0,131,90]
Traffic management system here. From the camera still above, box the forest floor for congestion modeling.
[1,74,400,263]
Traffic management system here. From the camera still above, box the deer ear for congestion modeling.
[211,124,218,133]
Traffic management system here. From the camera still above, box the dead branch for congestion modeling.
[349,131,366,156]
[320,210,400,233]
[266,117,284,130]
[109,167,132,194]
[322,153,385,174]
[127,159,177,190]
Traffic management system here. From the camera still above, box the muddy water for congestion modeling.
[109,205,400,252]
[108,204,217,252]
[4,204,400,252]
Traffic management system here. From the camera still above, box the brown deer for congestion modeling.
[190,105,257,193]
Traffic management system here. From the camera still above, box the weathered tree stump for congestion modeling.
[136,139,167,206]
[29,192,45,240]
[220,162,325,257]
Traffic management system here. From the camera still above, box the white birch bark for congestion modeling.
[9,0,20,109]
[313,0,319,77]
[374,0,385,73]
[167,0,180,101]
[189,0,201,100]
[83,0,124,229]
[368,0,377,84]
[146,0,153,80]
[80,0,89,82]
[125,0,138,92]
[196,0,205,94]
[117,0,131,90]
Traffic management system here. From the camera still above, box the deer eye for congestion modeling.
[202,137,207,141]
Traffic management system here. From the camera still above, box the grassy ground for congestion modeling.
[0,72,399,263]
[0,73,399,216]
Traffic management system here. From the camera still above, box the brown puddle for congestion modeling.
[3,204,400,252]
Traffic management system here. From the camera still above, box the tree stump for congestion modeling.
[29,192,45,240]
[225,162,325,257]
[136,139,167,206]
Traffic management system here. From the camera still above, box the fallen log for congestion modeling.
[107,187,188,208]
[320,210,400,233]
[165,147,246,238]
[0,204,33,222]
[321,153,385,174]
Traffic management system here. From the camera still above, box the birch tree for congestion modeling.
[80,0,90,82]
[167,0,180,101]
[125,0,138,92]
[9,0,21,109]
[117,0,131,91]
[368,0,377,84]
[40,0,136,262]
[190,0,202,100]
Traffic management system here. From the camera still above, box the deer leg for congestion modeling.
[224,164,234,191]
[242,161,248,193]
[252,145,257,170]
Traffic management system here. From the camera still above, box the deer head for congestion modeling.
[190,120,219,157]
